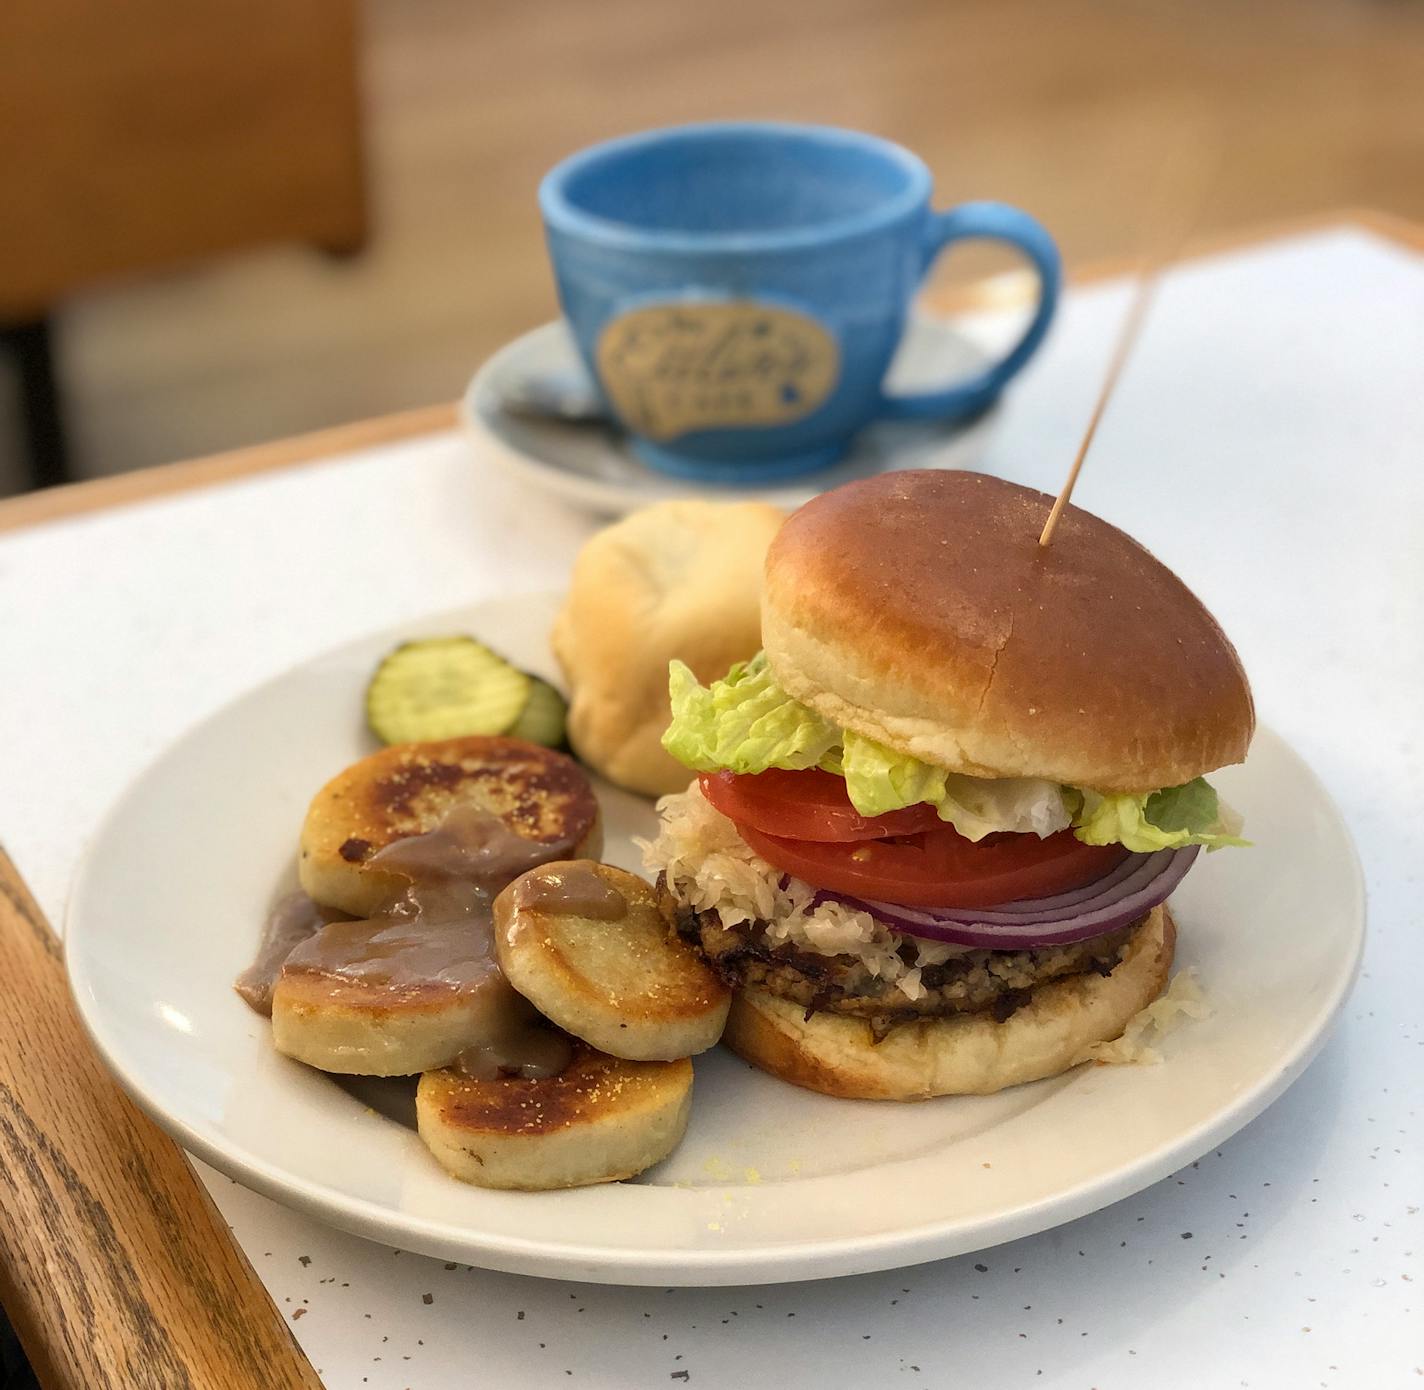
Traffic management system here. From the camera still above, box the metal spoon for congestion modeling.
[494,361,609,422]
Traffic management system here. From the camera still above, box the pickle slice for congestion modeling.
[366,637,530,745]
[507,676,568,749]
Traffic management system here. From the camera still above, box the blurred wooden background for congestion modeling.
[1,0,1420,495]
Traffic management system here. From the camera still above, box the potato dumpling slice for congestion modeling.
[298,736,601,919]
[271,947,513,1078]
[493,861,730,1061]
[416,1048,692,1189]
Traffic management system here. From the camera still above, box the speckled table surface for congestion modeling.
[1,228,1419,1388]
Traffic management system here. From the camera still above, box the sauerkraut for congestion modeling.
[639,783,967,1001]
[1072,968,1211,1066]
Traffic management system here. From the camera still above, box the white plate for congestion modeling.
[66,595,1364,1287]
[462,319,1001,516]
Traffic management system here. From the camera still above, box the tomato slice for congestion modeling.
[737,821,1130,908]
[699,769,941,843]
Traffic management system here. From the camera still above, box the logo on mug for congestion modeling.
[595,301,840,441]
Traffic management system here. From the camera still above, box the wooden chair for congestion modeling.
[0,0,367,489]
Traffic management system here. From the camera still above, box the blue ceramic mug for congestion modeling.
[540,121,1060,481]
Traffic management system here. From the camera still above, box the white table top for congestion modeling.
[2,227,1420,1388]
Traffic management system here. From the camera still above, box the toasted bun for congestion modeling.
[493,862,731,1061]
[552,499,783,797]
[416,1049,692,1189]
[722,906,1176,1099]
[762,471,1253,791]
[299,736,601,918]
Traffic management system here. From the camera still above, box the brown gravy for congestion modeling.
[454,1022,572,1081]
[281,890,495,994]
[363,803,564,887]
[238,804,580,1077]
[235,892,348,1016]
[511,862,627,920]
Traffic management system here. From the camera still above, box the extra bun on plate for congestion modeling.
[644,470,1252,1100]
[552,499,783,797]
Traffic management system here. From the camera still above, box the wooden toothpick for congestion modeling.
[1038,139,1214,548]
[1037,268,1163,547]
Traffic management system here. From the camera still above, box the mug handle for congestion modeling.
[877,201,1061,421]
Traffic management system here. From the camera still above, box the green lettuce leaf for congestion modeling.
[662,658,1245,849]
[1073,777,1248,852]
[663,660,1070,840]
[838,732,948,815]
[840,733,1071,840]
[661,654,840,774]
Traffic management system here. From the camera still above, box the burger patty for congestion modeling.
[670,894,1143,1033]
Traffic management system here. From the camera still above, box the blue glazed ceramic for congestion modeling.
[540,122,1060,481]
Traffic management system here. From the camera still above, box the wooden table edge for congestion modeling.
[0,845,325,1389]
[1,208,1417,538]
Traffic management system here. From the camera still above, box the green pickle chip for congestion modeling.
[507,675,569,748]
[365,637,530,745]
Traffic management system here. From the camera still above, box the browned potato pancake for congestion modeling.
[299,736,601,917]
[272,737,602,1075]
[416,1047,693,1189]
[493,861,730,1060]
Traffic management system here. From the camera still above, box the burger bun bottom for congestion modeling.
[723,907,1176,1100]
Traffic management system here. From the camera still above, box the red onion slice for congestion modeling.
[873,851,1175,926]
[812,845,1199,950]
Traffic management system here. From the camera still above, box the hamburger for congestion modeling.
[641,470,1252,1099]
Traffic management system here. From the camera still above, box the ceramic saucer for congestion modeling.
[462,317,1002,515]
